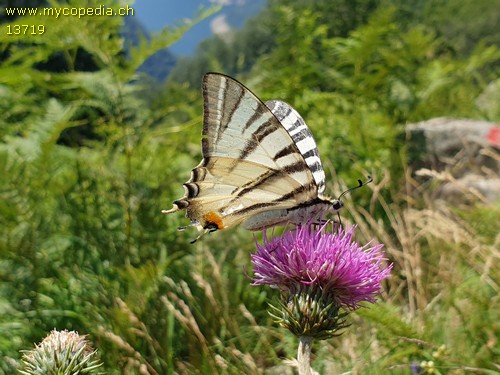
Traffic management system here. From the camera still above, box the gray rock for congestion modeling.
[407,118,500,204]
[407,117,498,169]
[439,174,500,204]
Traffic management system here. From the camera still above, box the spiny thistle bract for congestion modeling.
[19,329,103,375]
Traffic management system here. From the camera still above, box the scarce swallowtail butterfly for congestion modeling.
[163,73,362,242]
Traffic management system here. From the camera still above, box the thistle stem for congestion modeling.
[297,335,314,375]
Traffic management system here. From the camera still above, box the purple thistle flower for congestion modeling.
[252,223,391,309]
[251,223,392,339]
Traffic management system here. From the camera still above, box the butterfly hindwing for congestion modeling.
[265,100,326,194]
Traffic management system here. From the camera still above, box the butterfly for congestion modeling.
[163,73,369,242]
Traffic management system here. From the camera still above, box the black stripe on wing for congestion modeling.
[238,118,276,160]
[226,181,318,217]
[231,160,311,198]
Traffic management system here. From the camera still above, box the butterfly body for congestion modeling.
[241,197,342,231]
[163,73,343,237]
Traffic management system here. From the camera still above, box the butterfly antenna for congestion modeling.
[337,175,373,200]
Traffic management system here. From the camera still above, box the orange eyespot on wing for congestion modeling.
[203,212,225,230]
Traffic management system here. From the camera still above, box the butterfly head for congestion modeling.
[315,195,343,215]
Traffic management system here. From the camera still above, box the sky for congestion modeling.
[132,0,213,31]
[131,0,264,55]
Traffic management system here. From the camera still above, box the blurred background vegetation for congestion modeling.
[0,0,498,373]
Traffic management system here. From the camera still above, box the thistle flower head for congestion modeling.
[251,223,392,339]
[20,329,103,375]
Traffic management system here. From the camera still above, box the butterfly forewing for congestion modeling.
[163,73,337,235]
[202,74,310,175]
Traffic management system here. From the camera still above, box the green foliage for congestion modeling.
[270,0,381,38]
[0,0,219,373]
[1,0,498,374]
[389,0,500,55]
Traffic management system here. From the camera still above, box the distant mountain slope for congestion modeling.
[122,16,177,82]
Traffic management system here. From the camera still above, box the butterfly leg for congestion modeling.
[336,212,343,229]
[188,223,219,244]
[308,216,342,231]
[314,218,329,225]
[190,231,206,244]
[206,224,218,233]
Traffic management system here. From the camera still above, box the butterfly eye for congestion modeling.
[333,200,343,211]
